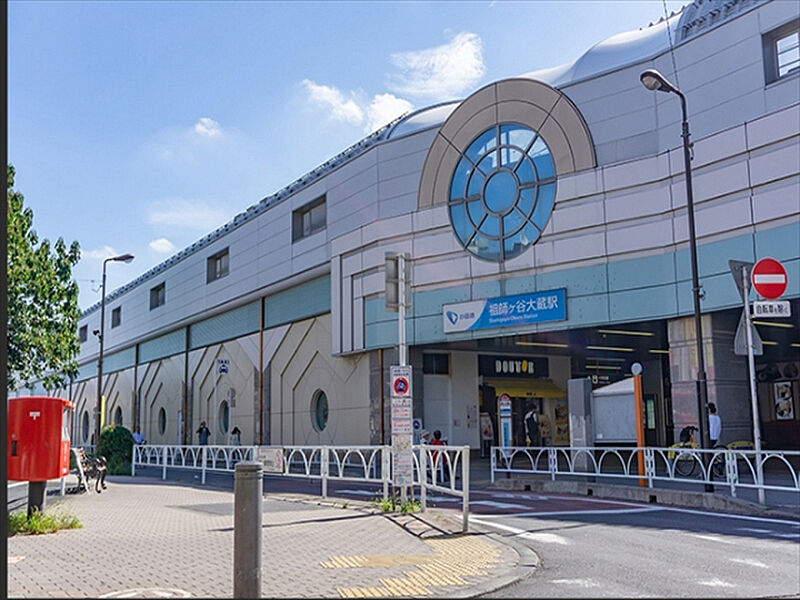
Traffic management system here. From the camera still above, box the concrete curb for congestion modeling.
[490,477,800,521]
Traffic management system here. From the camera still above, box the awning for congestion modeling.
[485,378,565,399]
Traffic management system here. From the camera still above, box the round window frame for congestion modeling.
[82,411,90,443]
[158,407,167,435]
[447,122,557,262]
[219,400,230,435]
[310,390,329,433]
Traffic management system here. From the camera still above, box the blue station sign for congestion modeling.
[442,288,566,333]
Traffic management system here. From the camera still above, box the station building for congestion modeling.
[24,0,799,451]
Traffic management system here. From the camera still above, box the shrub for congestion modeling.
[97,424,133,474]
[8,507,82,536]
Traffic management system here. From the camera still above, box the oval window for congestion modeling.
[219,400,229,435]
[114,406,123,426]
[82,411,90,443]
[311,390,329,432]
[158,407,167,435]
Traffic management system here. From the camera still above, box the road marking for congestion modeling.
[470,500,529,509]
[689,533,736,544]
[697,578,736,588]
[473,507,662,519]
[737,527,775,534]
[658,506,800,527]
[775,533,800,539]
[729,557,769,569]
[470,517,571,545]
[551,578,599,587]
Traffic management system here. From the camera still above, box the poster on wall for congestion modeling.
[774,381,794,420]
[554,401,569,444]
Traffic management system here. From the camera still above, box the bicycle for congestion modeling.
[668,426,727,478]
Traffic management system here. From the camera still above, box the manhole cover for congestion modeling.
[99,588,192,598]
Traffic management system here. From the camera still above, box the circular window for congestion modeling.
[219,401,229,435]
[114,406,123,426]
[158,407,167,435]
[449,123,556,261]
[311,390,329,432]
[82,411,90,443]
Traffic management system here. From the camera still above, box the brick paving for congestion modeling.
[7,477,522,598]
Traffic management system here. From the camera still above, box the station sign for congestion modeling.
[443,289,566,333]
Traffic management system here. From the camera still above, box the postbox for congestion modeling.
[8,396,73,481]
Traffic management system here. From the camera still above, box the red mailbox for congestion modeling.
[8,396,73,481]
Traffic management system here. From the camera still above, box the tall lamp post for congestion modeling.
[95,253,135,448]
[640,69,712,489]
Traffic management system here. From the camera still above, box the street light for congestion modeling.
[640,70,712,486]
[95,253,134,448]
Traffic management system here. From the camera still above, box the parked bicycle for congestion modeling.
[668,425,726,478]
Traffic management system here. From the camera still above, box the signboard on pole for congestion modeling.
[257,446,284,473]
[734,309,763,356]
[752,257,788,299]
[390,365,414,487]
[497,394,512,449]
[753,301,791,318]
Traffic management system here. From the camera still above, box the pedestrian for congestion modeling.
[229,426,241,446]
[430,429,448,480]
[708,403,722,447]
[132,426,146,445]
[524,403,540,447]
[196,421,211,446]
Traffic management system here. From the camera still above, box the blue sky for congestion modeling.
[9,0,685,310]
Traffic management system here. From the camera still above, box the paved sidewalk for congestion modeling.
[8,476,531,598]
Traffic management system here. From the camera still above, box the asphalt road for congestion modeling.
[470,494,800,598]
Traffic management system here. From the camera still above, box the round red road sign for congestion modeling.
[752,257,788,299]
[393,377,409,395]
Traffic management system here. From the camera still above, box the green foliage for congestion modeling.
[370,496,421,514]
[7,164,81,391]
[98,424,133,472]
[8,507,82,536]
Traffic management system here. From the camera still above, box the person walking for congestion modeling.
[196,421,211,446]
[708,403,722,447]
[228,426,241,446]
[524,403,540,447]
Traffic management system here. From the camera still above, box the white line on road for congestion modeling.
[657,506,800,527]
[470,500,529,509]
[697,578,736,588]
[471,517,571,545]
[690,533,737,544]
[551,578,600,587]
[729,557,769,569]
[472,507,662,519]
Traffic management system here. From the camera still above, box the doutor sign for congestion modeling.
[752,257,788,299]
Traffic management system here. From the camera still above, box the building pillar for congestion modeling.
[668,312,752,445]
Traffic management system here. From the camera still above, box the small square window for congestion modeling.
[423,353,450,375]
[79,325,88,343]
[150,283,166,310]
[292,196,326,241]
[207,247,230,283]
[763,20,800,84]
[111,307,121,328]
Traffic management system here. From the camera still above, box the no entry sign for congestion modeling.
[752,258,788,299]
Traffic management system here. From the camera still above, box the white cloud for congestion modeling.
[302,79,364,124]
[388,32,486,101]
[149,238,176,253]
[146,197,231,231]
[80,245,119,261]
[365,93,414,134]
[194,117,222,138]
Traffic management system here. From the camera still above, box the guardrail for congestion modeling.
[491,445,800,503]
[132,444,471,530]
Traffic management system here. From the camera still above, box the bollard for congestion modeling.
[461,447,470,533]
[234,462,262,599]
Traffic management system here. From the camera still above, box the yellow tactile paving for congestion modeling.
[329,535,501,597]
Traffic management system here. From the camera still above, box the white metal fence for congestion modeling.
[132,443,471,530]
[491,445,800,502]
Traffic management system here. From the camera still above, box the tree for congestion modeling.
[7,164,82,391]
